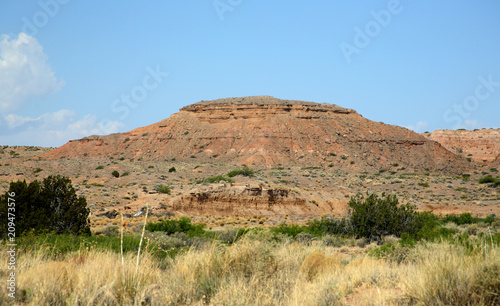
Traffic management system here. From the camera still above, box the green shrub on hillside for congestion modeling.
[227,165,255,177]
[201,175,234,184]
[154,184,171,194]
[479,175,500,186]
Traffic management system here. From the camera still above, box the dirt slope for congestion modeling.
[42,96,471,174]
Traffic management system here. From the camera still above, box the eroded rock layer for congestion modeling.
[423,129,500,164]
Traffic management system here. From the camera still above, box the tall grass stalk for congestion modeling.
[134,205,148,287]
[120,213,125,286]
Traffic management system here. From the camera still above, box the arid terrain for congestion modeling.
[0,96,498,231]
[1,96,499,305]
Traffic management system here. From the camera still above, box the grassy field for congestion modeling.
[1,215,499,305]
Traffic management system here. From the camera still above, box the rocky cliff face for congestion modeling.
[169,183,333,216]
[423,129,499,164]
[42,96,471,174]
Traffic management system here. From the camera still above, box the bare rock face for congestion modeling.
[42,96,471,174]
[169,183,326,215]
[423,129,500,164]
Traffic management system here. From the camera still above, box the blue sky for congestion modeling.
[1,0,499,147]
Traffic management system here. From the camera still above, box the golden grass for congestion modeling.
[0,235,498,305]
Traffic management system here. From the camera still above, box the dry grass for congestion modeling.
[0,234,498,305]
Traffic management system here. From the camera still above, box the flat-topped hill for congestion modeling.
[41,96,471,174]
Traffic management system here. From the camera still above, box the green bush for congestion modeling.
[442,213,476,225]
[0,176,90,237]
[271,223,308,238]
[168,167,176,173]
[202,175,234,183]
[146,217,206,237]
[154,184,171,194]
[347,193,427,241]
[227,165,254,177]
[95,165,104,170]
[479,175,500,186]
[111,170,120,178]
[307,216,352,237]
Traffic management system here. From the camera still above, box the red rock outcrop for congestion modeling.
[42,96,471,174]
[423,129,499,164]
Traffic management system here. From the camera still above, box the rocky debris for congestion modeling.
[40,96,471,174]
[98,210,119,219]
[423,129,499,164]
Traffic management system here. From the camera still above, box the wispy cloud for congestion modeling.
[0,110,124,147]
[406,121,428,133]
[0,32,64,113]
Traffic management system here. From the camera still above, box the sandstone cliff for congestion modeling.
[423,129,499,164]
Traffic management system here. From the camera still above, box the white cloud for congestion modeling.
[0,32,65,114]
[0,110,124,147]
[462,119,479,129]
[406,121,429,133]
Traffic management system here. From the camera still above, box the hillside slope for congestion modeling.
[42,96,471,174]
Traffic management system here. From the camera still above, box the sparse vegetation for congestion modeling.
[111,170,120,178]
[200,175,234,184]
[227,165,254,177]
[168,167,176,173]
[154,184,171,194]
[96,165,104,170]
[1,214,498,305]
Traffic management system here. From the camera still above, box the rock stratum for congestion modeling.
[423,129,500,164]
[168,183,339,216]
[42,96,470,174]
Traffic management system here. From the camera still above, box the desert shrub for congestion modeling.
[168,167,176,173]
[347,193,428,241]
[479,175,496,184]
[479,175,500,187]
[111,170,120,178]
[0,175,91,237]
[95,165,104,170]
[418,182,429,187]
[442,213,477,225]
[154,184,171,194]
[146,217,206,237]
[271,223,308,238]
[202,175,234,184]
[307,216,352,237]
[227,165,254,177]
[34,167,43,173]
